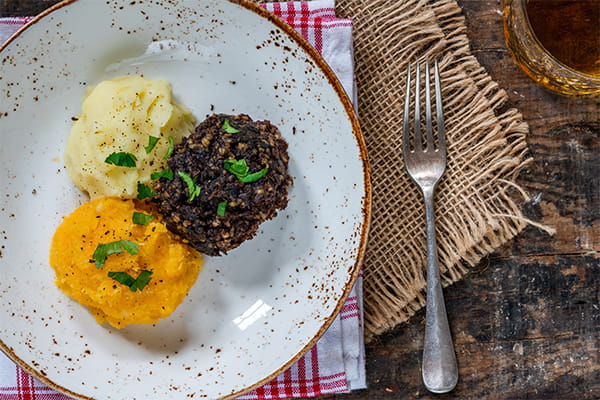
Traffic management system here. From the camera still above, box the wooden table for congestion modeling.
[2,1,598,399]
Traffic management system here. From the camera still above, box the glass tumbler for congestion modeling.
[503,0,600,95]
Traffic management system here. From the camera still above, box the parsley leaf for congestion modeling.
[163,136,175,159]
[104,152,137,167]
[222,118,240,133]
[217,200,227,217]
[131,270,153,291]
[132,212,154,225]
[92,240,139,269]
[108,270,153,292]
[177,171,202,201]
[239,168,268,183]
[144,136,160,154]
[224,158,268,183]
[107,271,135,287]
[151,169,174,180]
[137,183,157,200]
[224,158,249,177]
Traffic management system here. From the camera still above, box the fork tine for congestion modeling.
[414,62,422,152]
[425,60,434,150]
[402,62,412,156]
[434,60,446,155]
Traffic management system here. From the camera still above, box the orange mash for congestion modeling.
[49,197,203,328]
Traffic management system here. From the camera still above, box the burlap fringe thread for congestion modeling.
[333,0,554,342]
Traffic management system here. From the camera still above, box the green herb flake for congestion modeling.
[151,169,174,180]
[92,240,139,269]
[224,158,249,177]
[144,136,160,154]
[132,212,154,225]
[239,167,268,183]
[163,135,175,159]
[131,270,153,291]
[108,270,153,292]
[224,158,268,183]
[217,200,228,217]
[104,152,137,167]
[177,171,202,202]
[222,118,240,134]
[137,183,157,200]
[107,271,135,287]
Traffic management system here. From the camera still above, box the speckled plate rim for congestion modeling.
[0,1,372,399]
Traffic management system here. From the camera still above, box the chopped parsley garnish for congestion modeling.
[222,118,240,133]
[132,212,154,225]
[217,200,227,217]
[151,169,174,180]
[108,271,135,287]
[239,168,269,183]
[131,270,153,291]
[108,270,153,292]
[137,183,157,200]
[104,152,137,167]
[92,240,139,269]
[144,136,160,154]
[224,158,249,176]
[224,158,268,183]
[163,135,175,159]
[177,171,202,201]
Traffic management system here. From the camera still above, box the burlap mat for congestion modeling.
[332,0,553,342]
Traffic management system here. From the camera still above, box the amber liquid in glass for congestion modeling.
[526,0,600,77]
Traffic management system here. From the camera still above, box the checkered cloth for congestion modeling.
[0,1,365,398]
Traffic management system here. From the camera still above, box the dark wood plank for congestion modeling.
[1,1,598,399]
[319,254,599,400]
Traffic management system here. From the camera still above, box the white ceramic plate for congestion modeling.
[0,1,370,399]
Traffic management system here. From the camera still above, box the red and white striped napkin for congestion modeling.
[0,1,365,398]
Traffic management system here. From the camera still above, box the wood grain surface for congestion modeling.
[2,1,598,399]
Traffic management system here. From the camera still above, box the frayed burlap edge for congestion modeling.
[333,0,554,342]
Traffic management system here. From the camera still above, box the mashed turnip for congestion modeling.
[49,197,203,328]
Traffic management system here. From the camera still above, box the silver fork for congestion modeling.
[402,60,458,393]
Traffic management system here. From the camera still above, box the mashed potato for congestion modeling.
[49,197,203,328]
[64,76,195,199]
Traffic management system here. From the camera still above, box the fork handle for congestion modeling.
[422,185,458,393]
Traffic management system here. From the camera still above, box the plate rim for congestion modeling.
[0,0,372,399]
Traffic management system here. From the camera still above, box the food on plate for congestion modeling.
[49,197,203,328]
[64,75,195,199]
[153,114,293,256]
[53,73,291,328]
